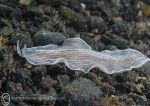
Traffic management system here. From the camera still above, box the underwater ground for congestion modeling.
[0,0,150,106]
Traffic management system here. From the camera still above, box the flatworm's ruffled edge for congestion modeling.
[24,55,150,74]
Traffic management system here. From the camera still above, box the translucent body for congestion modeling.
[17,38,150,74]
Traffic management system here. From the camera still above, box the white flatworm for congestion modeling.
[17,38,150,74]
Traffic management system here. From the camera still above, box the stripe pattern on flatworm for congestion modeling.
[17,38,150,74]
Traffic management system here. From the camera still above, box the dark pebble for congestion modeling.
[74,19,88,32]
[128,93,148,105]
[105,45,118,50]
[112,21,127,34]
[60,6,78,24]
[16,68,31,80]
[114,83,130,93]
[62,78,103,106]
[32,65,47,74]
[87,16,104,32]
[57,75,70,87]
[5,81,22,93]
[137,62,150,75]
[16,68,32,86]
[10,31,33,48]
[0,2,22,21]
[40,75,58,89]
[121,6,137,22]
[99,83,115,95]
[98,23,108,34]
[131,40,149,52]
[31,65,47,85]
[102,34,129,49]
[33,30,66,46]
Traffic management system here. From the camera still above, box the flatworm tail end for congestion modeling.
[97,49,150,74]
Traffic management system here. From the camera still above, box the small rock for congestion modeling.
[143,87,150,99]
[19,0,32,5]
[0,19,13,36]
[57,75,70,87]
[97,1,120,18]
[32,65,47,74]
[60,6,80,24]
[141,2,150,17]
[121,2,137,21]
[137,62,150,75]
[62,78,103,106]
[87,16,104,31]
[0,27,13,37]
[6,81,22,93]
[83,72,99,84]
[117,96,135,106]
[16,68,32,86]
[136,22,148,34]
[0,3,22,22]
[94,95,125,106]
[111,36,129,49]
[105,45,118,50]
[31,66,47,85]
[128,93,148,105]
[26,5,54,16]
[74,19,88,32]
[102,34,129,49]
[47,87,58,98]
[112,21,127,34]
[125,71,139,82]
[16,68,31,80]
[33,30,66,46]
[98,23,108,34]
[114,83,130,93]
[131,83,144,93]
[10,31,33,48]
[130,40,149,52]
[40,75,58,89]
[0,35,8,48]
[99,83,115,95]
